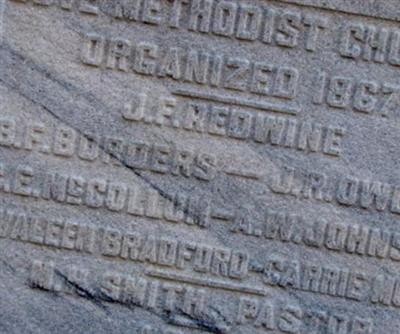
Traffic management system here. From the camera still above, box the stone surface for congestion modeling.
[0,0,399,333]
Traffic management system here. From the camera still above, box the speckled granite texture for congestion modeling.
[0,1,398,333]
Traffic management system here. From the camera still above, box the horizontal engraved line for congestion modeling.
[224,168,262,180]
[145,270,267,296]
[172,89,299,115]
[273,0,400,23]
[210,208,234,221]
[170,315,230,333]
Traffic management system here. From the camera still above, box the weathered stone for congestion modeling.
[0,0,399,333]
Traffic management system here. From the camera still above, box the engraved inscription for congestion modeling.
[11,1,329,52]
[29,260,207,319]
[231,208,400,264]
[28,259,375,333]
[339,21,400,67]
[271,166,400,216]
[4,206,400,310]
[261,255,400,309]
[1,207,249,280]
[237,297,373,334]
[9,0,99,15]
[4,0,400,332]
[0,117,223,181]
[122,93,345,157]
[81,34,300,101]
[313,72,400,118]
[0,163,213,226]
